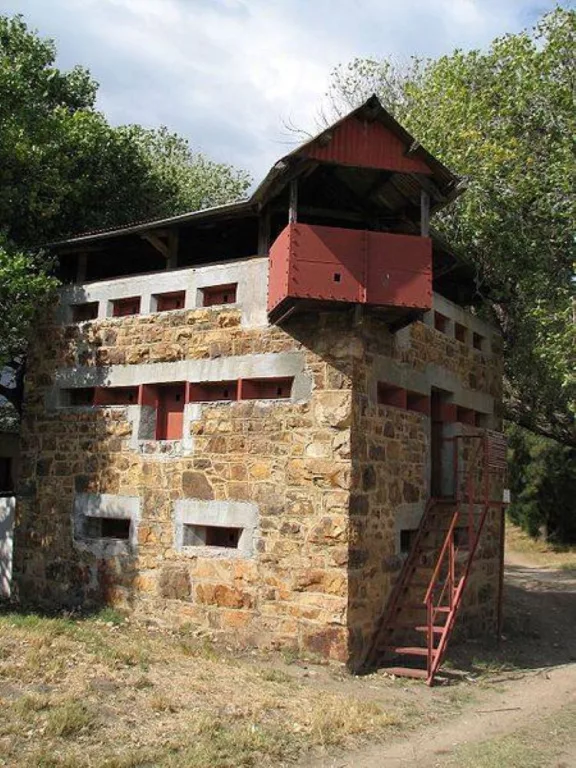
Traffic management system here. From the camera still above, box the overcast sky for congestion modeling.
[2,0,561,181]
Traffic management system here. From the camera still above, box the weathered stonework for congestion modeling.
[14,281,504,665]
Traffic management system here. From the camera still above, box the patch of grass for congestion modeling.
[45,700,96,738]
[506,523,576,568]
[469,656,522,676]
[308,698,401,748]
[22,751,89,768]
[446,702,576,767]
[258,668,293,684]
[163,716,302,768]
[280,646,300,665]
[1,612,79,638]
[149,693,179,713]
[91,607,127,626]
[0,610,424,768]
[14,692,52,715]
[447,735,544,768]
[177,634,223,661]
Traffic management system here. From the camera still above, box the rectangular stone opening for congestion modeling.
[454,322,468,344]
[377,383,407,409]
[456,406,476,426]
[111,296,141,317]
[83,516,131,540]
[400,528,416,554]
[188,381,238,402]
[474,411,489,428]
[240,377,293,400]
[201,283,237,307]
[67,388,95,406]
[472,332,484,351]
[434,311,449,333]
[155,291,186,312]
[406,391,430,415]
[94,386,138,406]
[182,524,241,548]
[71,302,98,322]
[0,457,13,494]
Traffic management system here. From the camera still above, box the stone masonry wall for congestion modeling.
[15,308,356,661]
[347,315,504,658]
[14,294,504,666]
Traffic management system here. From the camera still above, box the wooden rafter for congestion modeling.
[141,231,170,260]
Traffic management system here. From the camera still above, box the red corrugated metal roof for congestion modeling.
[304,115,432,175]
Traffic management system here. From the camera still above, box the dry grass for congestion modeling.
[0,608,411,767]
[506,522,576,569]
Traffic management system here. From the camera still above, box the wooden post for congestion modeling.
[76,252,87,283]
[167,229,179,270]
[420,189,430,237]
[258,208,271,256]
[288,179,298,224]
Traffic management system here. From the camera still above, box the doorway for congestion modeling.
[431,388,453,498]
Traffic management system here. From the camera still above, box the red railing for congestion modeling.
[423,431,506,684]
[360,496,436,670]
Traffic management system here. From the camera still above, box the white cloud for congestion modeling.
[3,0,560,180]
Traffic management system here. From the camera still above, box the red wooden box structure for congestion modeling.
[268,223,432,321]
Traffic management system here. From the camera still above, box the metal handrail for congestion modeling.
[424,433,487,683]
[363,496,437,669]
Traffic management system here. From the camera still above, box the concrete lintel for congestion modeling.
[394,502,426,554]
[73,493,141,558]
[369,356,495,421]
[174,499,259,558]
[53,352,310,397]
[430,294,499,350]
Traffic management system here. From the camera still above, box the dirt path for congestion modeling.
[305,559,576,767]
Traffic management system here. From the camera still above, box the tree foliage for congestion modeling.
[327,7,576,448]
[0,14,251,405]
[507,424,576,543]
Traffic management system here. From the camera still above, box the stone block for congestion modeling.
[196,583,252,609]
[182,472,214,500]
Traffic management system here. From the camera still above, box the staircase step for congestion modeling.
[388,646,435,657]
[405,604,450,613]
[384,666,428,680]
[415,625,445,634]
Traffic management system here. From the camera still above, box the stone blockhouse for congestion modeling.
[14,97,505,670]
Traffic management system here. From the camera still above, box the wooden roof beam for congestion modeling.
[141,231,170,260]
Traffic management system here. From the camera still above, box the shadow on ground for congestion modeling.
[447,563,576,676]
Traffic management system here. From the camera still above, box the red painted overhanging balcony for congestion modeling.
[267,223,432,323]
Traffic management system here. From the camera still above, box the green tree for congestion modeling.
[327,7,576,449]
[507,424,576,543]
[0,14,251,410]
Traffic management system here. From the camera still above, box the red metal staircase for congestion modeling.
[364,430,507,684]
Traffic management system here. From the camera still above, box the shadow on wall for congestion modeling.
[12,289,140,611]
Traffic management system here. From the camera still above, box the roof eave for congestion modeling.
[47,199,255,249]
